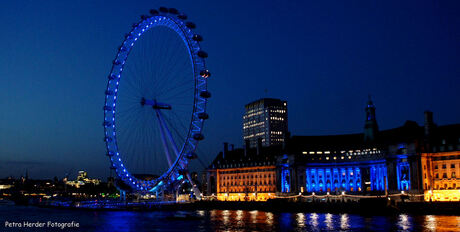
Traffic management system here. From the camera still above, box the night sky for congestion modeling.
[0,0,459,179]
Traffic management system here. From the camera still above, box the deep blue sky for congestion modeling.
[0,0,459,179]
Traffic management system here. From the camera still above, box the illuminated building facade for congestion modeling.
[206,143,280,201]
[243,98,288,148]
[278,100,427,194]
[421,120,460,201]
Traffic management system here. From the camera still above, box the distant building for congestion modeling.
[65,171,100,188]
[421,113,460,201]
[0,178,14,190]
[243,98,288,148]
[206,143,280,201]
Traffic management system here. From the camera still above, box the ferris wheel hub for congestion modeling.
[141,97,172,110]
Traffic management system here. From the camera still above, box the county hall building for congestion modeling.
[206,98,460,201]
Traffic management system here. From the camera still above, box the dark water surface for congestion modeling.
[1,204,459,231]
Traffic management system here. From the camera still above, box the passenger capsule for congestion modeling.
[132,23,138,28]
[168,8,179,14]
[103,105,112,111]
[192,133,204,141]
[149,9,159,15]
[105,90,114,96]
[159,7,168,13]
[140,15,149,20]
[104,136,113,142]
[197,50,208,58]
[106,151,114,157]
[108,74,118,80]
[178,14,187,20]
[199,91,211,98]
[198,112,209,120]
[192,34,203,42]
[185,152,198,159]
[200,70,211,78]
[113,60,121,65]
[185,22,196,29]
[103,121,112,127]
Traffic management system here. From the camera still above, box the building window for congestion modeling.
[436,173,439,178]
[442,164,446,169]
[451,164,455,169]
[452,172,456,178]
[435,165,438,169]
[442,173,447,178]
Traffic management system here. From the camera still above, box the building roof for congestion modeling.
[208,145,282,169]
[428,123,460,152]
[244,98,286,108]
[208,120,460,169]
[287,120,427,153]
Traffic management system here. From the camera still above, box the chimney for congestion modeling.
[244,139,250,157]
[424,111,434,137]
[223,142,228,159]
[257,138,263,156]
[230,144,234,151]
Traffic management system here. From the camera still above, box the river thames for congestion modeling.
[1,204,459,231]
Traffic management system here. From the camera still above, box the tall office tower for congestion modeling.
[243,98,288,148]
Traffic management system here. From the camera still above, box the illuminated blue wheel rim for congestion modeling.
[103,8,210,193]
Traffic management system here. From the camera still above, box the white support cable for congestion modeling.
[154,109,173,167]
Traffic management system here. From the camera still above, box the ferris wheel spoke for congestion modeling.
[162,87,195,102]
[124,66,145,95]
[156,79,192,98]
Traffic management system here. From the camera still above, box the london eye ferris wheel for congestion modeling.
[103,7,211,196]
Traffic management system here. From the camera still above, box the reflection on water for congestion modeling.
[308,213,319,229]
[1,205,460,232]
[296,212,305,227]
[222,209,230,226]
[398,214,411,231]
[425,215,436,232]
[324,213,333,230]
[266,212,274,226]
[340,213,350,230]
